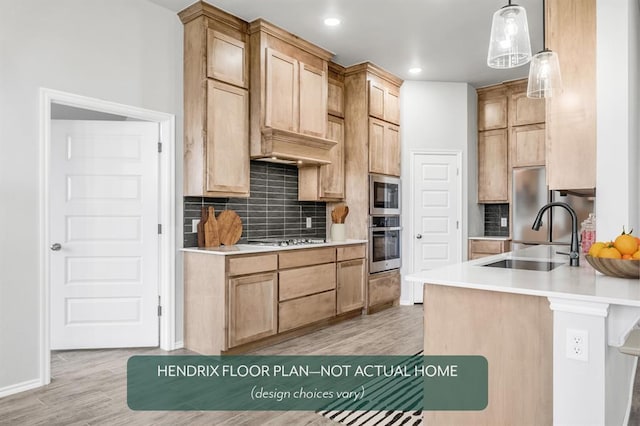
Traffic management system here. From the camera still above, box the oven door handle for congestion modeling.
[370,226,402,231]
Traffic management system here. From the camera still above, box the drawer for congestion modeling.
[279,247,336,269]
[228,254,278,276]
[469,240,506,254]
[279,290,336,332]
[368,270,400,306]
[336,244,366,261]
[279,263,336,301]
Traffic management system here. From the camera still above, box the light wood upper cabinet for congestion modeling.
[337,258,365,314]
[545,0,596,191]
[299,62,327,137]
[206,80,250,195]
[511,124,545,167]
[228,272,278,348]
[181,4,250,197]
[206,29,248,88]
[265,48,299,132]
[510,91,545,126]
[478,87,508,131]
[368,80,401,125]
[478,129,509,203]
[369,117,400,177]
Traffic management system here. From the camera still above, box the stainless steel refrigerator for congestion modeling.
[511,166,595,251]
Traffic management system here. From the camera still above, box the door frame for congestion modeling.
[408,150,463,303]
[38,88,176,386]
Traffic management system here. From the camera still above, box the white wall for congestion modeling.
[399,81,481,304]
[596,0,640,239]
[0,0,183,392]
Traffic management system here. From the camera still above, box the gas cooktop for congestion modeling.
[248,238,326,247]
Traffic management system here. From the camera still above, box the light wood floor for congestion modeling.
[0,305,424,426]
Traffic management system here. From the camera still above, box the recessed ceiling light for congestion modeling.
[324,17,341,27]
[408,67,423,74]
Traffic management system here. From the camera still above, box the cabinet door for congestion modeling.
[369,118,400,176]
[299,62,327,137]
[510,92,544,126]
[511,124,545,167]
[327,77,344,117]
[206,29,247,88]
[368,81,385,120]
[319,116,345,199]
[478,129,509,202]
[368,270,400,307]
[228,272,277,348]
[368,117,386,174]
[265,48,299,132]
[337,258,365,314]
[385,123,401,176]
[206,80,250,195]
[384,86,400,125]
[478,96,507,131]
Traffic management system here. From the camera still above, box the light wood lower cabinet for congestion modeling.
[184,243,366,354]
[368,269,401,308]
[468,239,511,260]
[337,258,365,314]
[228,272,278,348]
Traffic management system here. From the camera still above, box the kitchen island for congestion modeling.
[407,245,640,425]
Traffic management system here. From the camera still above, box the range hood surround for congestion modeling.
[253,128,337,165]
[248,19,336,166]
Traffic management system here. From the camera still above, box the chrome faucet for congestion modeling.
[532,202,580,266]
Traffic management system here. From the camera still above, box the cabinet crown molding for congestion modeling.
[178,1,247,30]
[248,19,334,60]
[344,62,403,86]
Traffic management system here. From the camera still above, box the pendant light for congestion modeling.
[527,0,562,98]
[487,1,532,69]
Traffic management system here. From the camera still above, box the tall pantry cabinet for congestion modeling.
[180,3,251,198]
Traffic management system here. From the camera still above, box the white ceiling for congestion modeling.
[149,0,544,87]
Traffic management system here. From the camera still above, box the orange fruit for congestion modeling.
[588,242,606,257]
[614,227,638,255]
[599,246,622,259]
[622,254,632,260]
[633,251,640,260]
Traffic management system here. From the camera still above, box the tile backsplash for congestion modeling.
[183,161,326,247]
[484,203,509,237]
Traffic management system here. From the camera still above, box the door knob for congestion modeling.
[416,234,422,239]
[50,243,62,251]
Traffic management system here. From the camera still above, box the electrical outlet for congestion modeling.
[191,219,200,233]
[500,217,508,227]
[306,217,312,228]
[566,328,589,361]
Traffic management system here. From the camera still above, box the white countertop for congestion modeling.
[468,236,511,241]
[406,245,640,307]
[180,239,367,256]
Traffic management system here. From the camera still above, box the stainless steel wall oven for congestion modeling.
[369,215,401,273]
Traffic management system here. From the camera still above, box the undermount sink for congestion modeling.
[482,259,565,271]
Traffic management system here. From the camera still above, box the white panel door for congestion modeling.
[50,120,159,349]
[412,153,461,303]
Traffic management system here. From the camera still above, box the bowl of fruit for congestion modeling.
[585,228,640,279]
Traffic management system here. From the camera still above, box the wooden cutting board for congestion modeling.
[204,206,220,247]
[217,210,243,245]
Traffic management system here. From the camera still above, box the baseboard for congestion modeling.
[173,340,184,350]
[0,378,42,399]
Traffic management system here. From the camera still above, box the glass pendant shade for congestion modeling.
[487,4,532,69]
[526,49,562,98]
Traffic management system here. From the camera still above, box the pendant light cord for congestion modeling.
[542,0,547,51]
